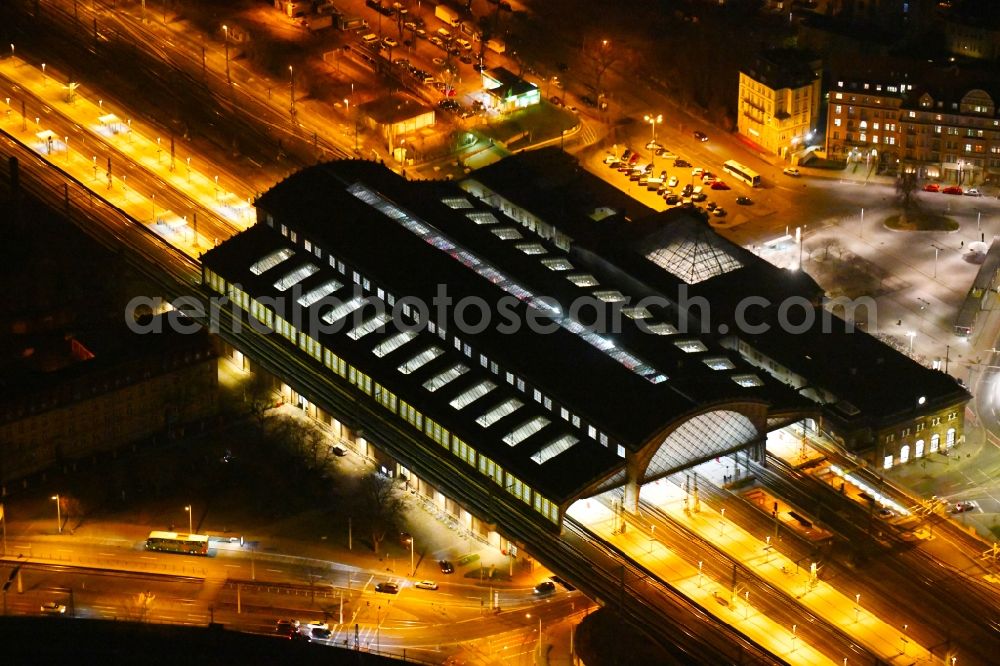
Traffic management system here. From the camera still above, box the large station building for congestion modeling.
[200,149,968,539]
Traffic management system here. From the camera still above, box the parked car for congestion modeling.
[664,194,680,205]
[706,201,717,211]
[965,188,982,197]
[691,192,707,202]
[710,180,730,190]
[330,445,347,457]
[922,183,940,192]
[361,33,379,45]
[415,580,439,590]
[533,581,556,595]
[311,627,333,640]
[655,147,675,157]
[701,174,716,184]
[783,167,801,177]
[693,130,708,141]
[382,37,398,48]
[950,501,976,513]
[667,176,679,188]
[646,140,663,151]
[736,196,753,205]
[674,158,690,168]
[429,35,444,48]
[713,208,727,217]
[691,167,704,177]
[580,95,599,108]
[438,560,455,574]
[681,184,694,196]
[942,185,963,195]
[375,582,400,594]
[40,602,66,615]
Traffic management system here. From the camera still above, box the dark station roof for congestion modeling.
[204,160,806,503]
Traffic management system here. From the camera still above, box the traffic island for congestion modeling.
[884,212,959,232]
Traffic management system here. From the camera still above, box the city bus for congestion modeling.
[722,160,761,187]
[145,531,209,556]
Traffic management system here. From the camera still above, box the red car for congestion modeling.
[942,185,963,195]
[710,180,730,190]
[922,183,940,192]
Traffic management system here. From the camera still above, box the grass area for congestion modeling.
[802,156,846,170]
[884,212,959,232]
[479,102,578,147]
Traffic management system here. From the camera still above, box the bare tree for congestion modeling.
[896,172,919,217]
[244,371,275,431]
[120,591,156,623]
[266,415,333,474]
[354,473,406,555]
[584,37,618,97]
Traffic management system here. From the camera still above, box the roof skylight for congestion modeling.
[424,364,470,392]
[450,380,497,409]
[249,248,294,276]
[347,312,392,340]
[531,434,579,464]
[372,331,417,357]
[273,263,319,291]
[297,279,343,307]
[398,346,444,374]
[503,417,550,446]
[476,398,523,428]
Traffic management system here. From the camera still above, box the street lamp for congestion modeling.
[644,113,662,169]
[222,25,231,85]
[51,494,61,534]
[854,593,861,622]
[907,331,916,353]
[288,65,295,117]
[41,63,46,88]
[931,244,942,278]
[409,534,415,577]
[184,505,193,534]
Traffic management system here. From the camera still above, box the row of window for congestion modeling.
[258,215,621,455]
[882,412,958,444]
[206,268,561,525]
[883,429,956,469]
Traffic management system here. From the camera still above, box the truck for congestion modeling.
[338,14,367,30]
[306,14,334,31]
[486,37,505,54]
[435,3,461,27]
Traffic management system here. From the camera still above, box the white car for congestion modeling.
[964,188,982,197]
[41,602,67,614]
[382,37,399,48]
[415,580,439,590]
[304,620,329,632]
[783,167,801,177]
[667,176,679,188]
[361,33,379,45]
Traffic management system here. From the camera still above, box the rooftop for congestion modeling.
[482,67,538,99]
[358,94,433,124]
[741,48,822,91]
